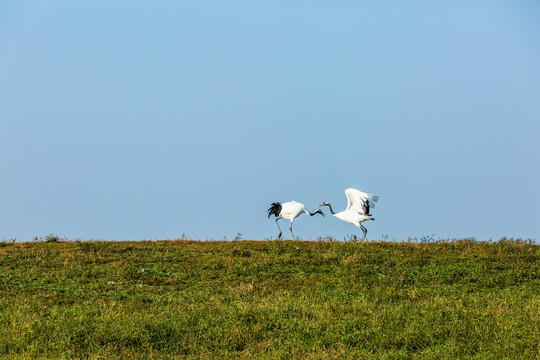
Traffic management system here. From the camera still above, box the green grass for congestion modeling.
[0,239,538,359]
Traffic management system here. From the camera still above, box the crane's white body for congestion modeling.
[320,188,379,239]
[333,211,373,227]
[279,201,314,220]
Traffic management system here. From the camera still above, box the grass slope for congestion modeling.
[0,239,538,359]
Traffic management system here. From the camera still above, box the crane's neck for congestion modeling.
[326,203,337,215]
[306,209,324,216]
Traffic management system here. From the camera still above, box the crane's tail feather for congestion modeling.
[267,202,282,218]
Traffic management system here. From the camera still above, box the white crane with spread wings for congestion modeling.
[318,188,379,239]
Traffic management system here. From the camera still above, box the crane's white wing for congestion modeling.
[345,188,379,214]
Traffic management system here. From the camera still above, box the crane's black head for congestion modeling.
[318,201,330,208]
[267,202,282,218]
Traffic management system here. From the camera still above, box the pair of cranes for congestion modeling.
[267,188,379,240]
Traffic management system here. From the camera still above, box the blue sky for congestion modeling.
[1,1,539,241]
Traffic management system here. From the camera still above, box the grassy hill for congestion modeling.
[0,239,538,359]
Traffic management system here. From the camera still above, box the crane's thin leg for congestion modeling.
[360,224,367,240]
[275,217,283,239]
[289,222,295,240]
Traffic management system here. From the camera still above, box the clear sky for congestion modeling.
[2,1,539,241]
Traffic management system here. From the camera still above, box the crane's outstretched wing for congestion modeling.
[345,188,379,215]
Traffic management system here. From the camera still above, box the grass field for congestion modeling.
[0,238,538,359]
